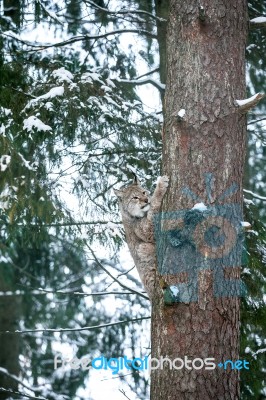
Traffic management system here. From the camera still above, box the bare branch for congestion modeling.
[247,117,266,125]
[2,85,36,99]
[0,368,41,394]
[0,316,150,334]
[117,77,165,93]
[36,0,63,25]
[0,220,121,227]
[102,372,133,381]
[0,388,46,400]
[119,389,133,400]
[2,29,157,51]
[136,68,160,79]
[84,0,167,22]
[0,289,139,297]
[86,244,149,300]
[117,266,135,278]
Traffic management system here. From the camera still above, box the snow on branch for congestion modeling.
[170,109,186,122]
[23,116,52,133]
[245,346,266,359]
[25,86,64,109]
[243,189,266,201]
[116,77,165,93]
[0,155,11,171]
[234,93,265,113]
[250,16,266,29]
[177,108,186,121]
[18,153,37,171]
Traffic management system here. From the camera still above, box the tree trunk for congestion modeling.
[154,0,170,86]
[151,1,248,399]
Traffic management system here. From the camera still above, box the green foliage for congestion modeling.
[0,0,265,399]
[0,1,158,398]
[240,201,266,399]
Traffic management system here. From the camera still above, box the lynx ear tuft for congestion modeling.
[114,188,124,199]
[132,173,140,186]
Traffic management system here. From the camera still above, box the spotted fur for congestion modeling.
[114,176,169,299]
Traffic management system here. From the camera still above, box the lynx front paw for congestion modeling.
[158,175,169,191]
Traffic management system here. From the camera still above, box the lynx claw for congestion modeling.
[158,175,169,189]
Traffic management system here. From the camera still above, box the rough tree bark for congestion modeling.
[151,1,248,399]
[154,0,169,85]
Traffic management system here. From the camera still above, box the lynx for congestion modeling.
[114,175,169,299]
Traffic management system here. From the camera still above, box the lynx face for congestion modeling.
[115,182,151,218]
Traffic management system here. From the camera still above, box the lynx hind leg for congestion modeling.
[138,262,157,300]
[137,243,157,299]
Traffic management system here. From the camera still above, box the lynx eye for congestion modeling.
[133,196,139,199]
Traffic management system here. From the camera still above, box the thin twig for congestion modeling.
[2,29,157,51]
[0,316,150,334]
[119,388,133,400]
[0,368,41,394]
[117,266,135,278]
[247,117,266,125]
[0,388,46,400]
[86,244,149,300]
[0,289,138,297]
[85,0,166,22]
[117,77,165,93]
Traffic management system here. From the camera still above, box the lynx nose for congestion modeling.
[144,199,149,203]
